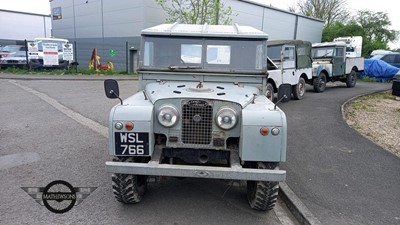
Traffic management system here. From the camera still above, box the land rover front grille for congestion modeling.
[182,101,213,144]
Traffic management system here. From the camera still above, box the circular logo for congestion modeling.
[42,180,76,214]
[193,114,202,123]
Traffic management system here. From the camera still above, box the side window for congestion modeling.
[297,47,305,56]
[395,55,400,63]
[143,41,154,66]
[283,46,295,60]
[335,47,344,57]
[255,44,264,70]
[383,54,395,63]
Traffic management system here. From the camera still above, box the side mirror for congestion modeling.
[104,79,119,99]
[104,79,123,105]
[277,83,291,103]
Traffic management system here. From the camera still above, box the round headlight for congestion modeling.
[157,105,179,127]
[216,107,237,130]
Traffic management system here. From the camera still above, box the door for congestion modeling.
[332,47,345,76]
[281,45,296,85]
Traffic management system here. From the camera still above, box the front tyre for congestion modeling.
[313,73,327,93]
[346,70,357,88]
[292,77,306,100]
[265,83,275,102]
[111,157,148,204]
[247,162,279,211]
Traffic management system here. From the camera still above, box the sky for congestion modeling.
[1,0,399,48]
[251,0,400,48]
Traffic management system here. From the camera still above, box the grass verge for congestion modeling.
[344,90,400,157]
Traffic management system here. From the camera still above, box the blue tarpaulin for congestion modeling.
[360,59,400,81]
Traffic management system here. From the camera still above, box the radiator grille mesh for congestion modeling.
[182,103,213,144]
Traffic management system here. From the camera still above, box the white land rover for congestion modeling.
[104,23,288,211]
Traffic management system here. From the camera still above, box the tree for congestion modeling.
[321,10,399,57]
[156,0,235,25]
[356,10,398,45]
[296,0,350,25]
[322,21,364,42]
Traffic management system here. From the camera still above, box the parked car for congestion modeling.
[311,41,364,92]
[28,38,73,69]
[0,45,28,69]
[266,40,313,101]
[0,46,8,58]
[393,72,400,81]
[371,52,400,68]
[104,23,287,211]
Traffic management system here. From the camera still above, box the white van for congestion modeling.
[28,38,73,69]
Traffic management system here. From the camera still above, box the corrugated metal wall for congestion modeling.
[228,0,324,43]
[0,10,51,41]
[49,0,324,71]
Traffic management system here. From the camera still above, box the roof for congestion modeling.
[239,0,325,23]
[141,23,269,39]
[0,9,50,17]
[267,40,311,47]
[33,37,69,42]
[312,41,346,48]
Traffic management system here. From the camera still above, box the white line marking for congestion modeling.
[9,80,108,138]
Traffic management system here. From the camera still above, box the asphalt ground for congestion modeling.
[278,81,400,225]
[0,74,299,225]
[1,73,398,225]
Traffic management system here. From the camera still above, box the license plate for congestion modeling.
[115,132,149,155]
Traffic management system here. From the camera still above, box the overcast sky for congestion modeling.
[251,0,400,48]
[1,0,399,48]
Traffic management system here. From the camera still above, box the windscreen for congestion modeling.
[312,47,334,58]
[267,46,282,61]
[141,36,267,73]
[35,40,67,52]
[1,45,26,52]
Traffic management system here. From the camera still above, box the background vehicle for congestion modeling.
[311,41,364,92]
[266,40,313,101]
[371,52,400,68]
[0,45,27,69]
[104,23,287,211]
[0,46,10,58]
[333,36,362,57]
[370,49,392,56]
[28,37,73,69]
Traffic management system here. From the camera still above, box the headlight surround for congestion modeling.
[157,105,179,127]
[216,107,237,130]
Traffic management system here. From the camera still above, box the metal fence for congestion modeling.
[0,38,140,73]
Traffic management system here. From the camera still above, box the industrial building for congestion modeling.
[0,9,51,45]
[49,0,324,71]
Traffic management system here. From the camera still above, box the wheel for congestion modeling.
[247,162,279,211]
[292,77,306,100]
[346,70,357,88]
[265,83,274,102]
[313,72,327,93]
[111,157,148,204]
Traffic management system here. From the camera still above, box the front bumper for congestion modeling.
[106,146,286,182]
[0,61,27,68]
[30,59,69,69]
